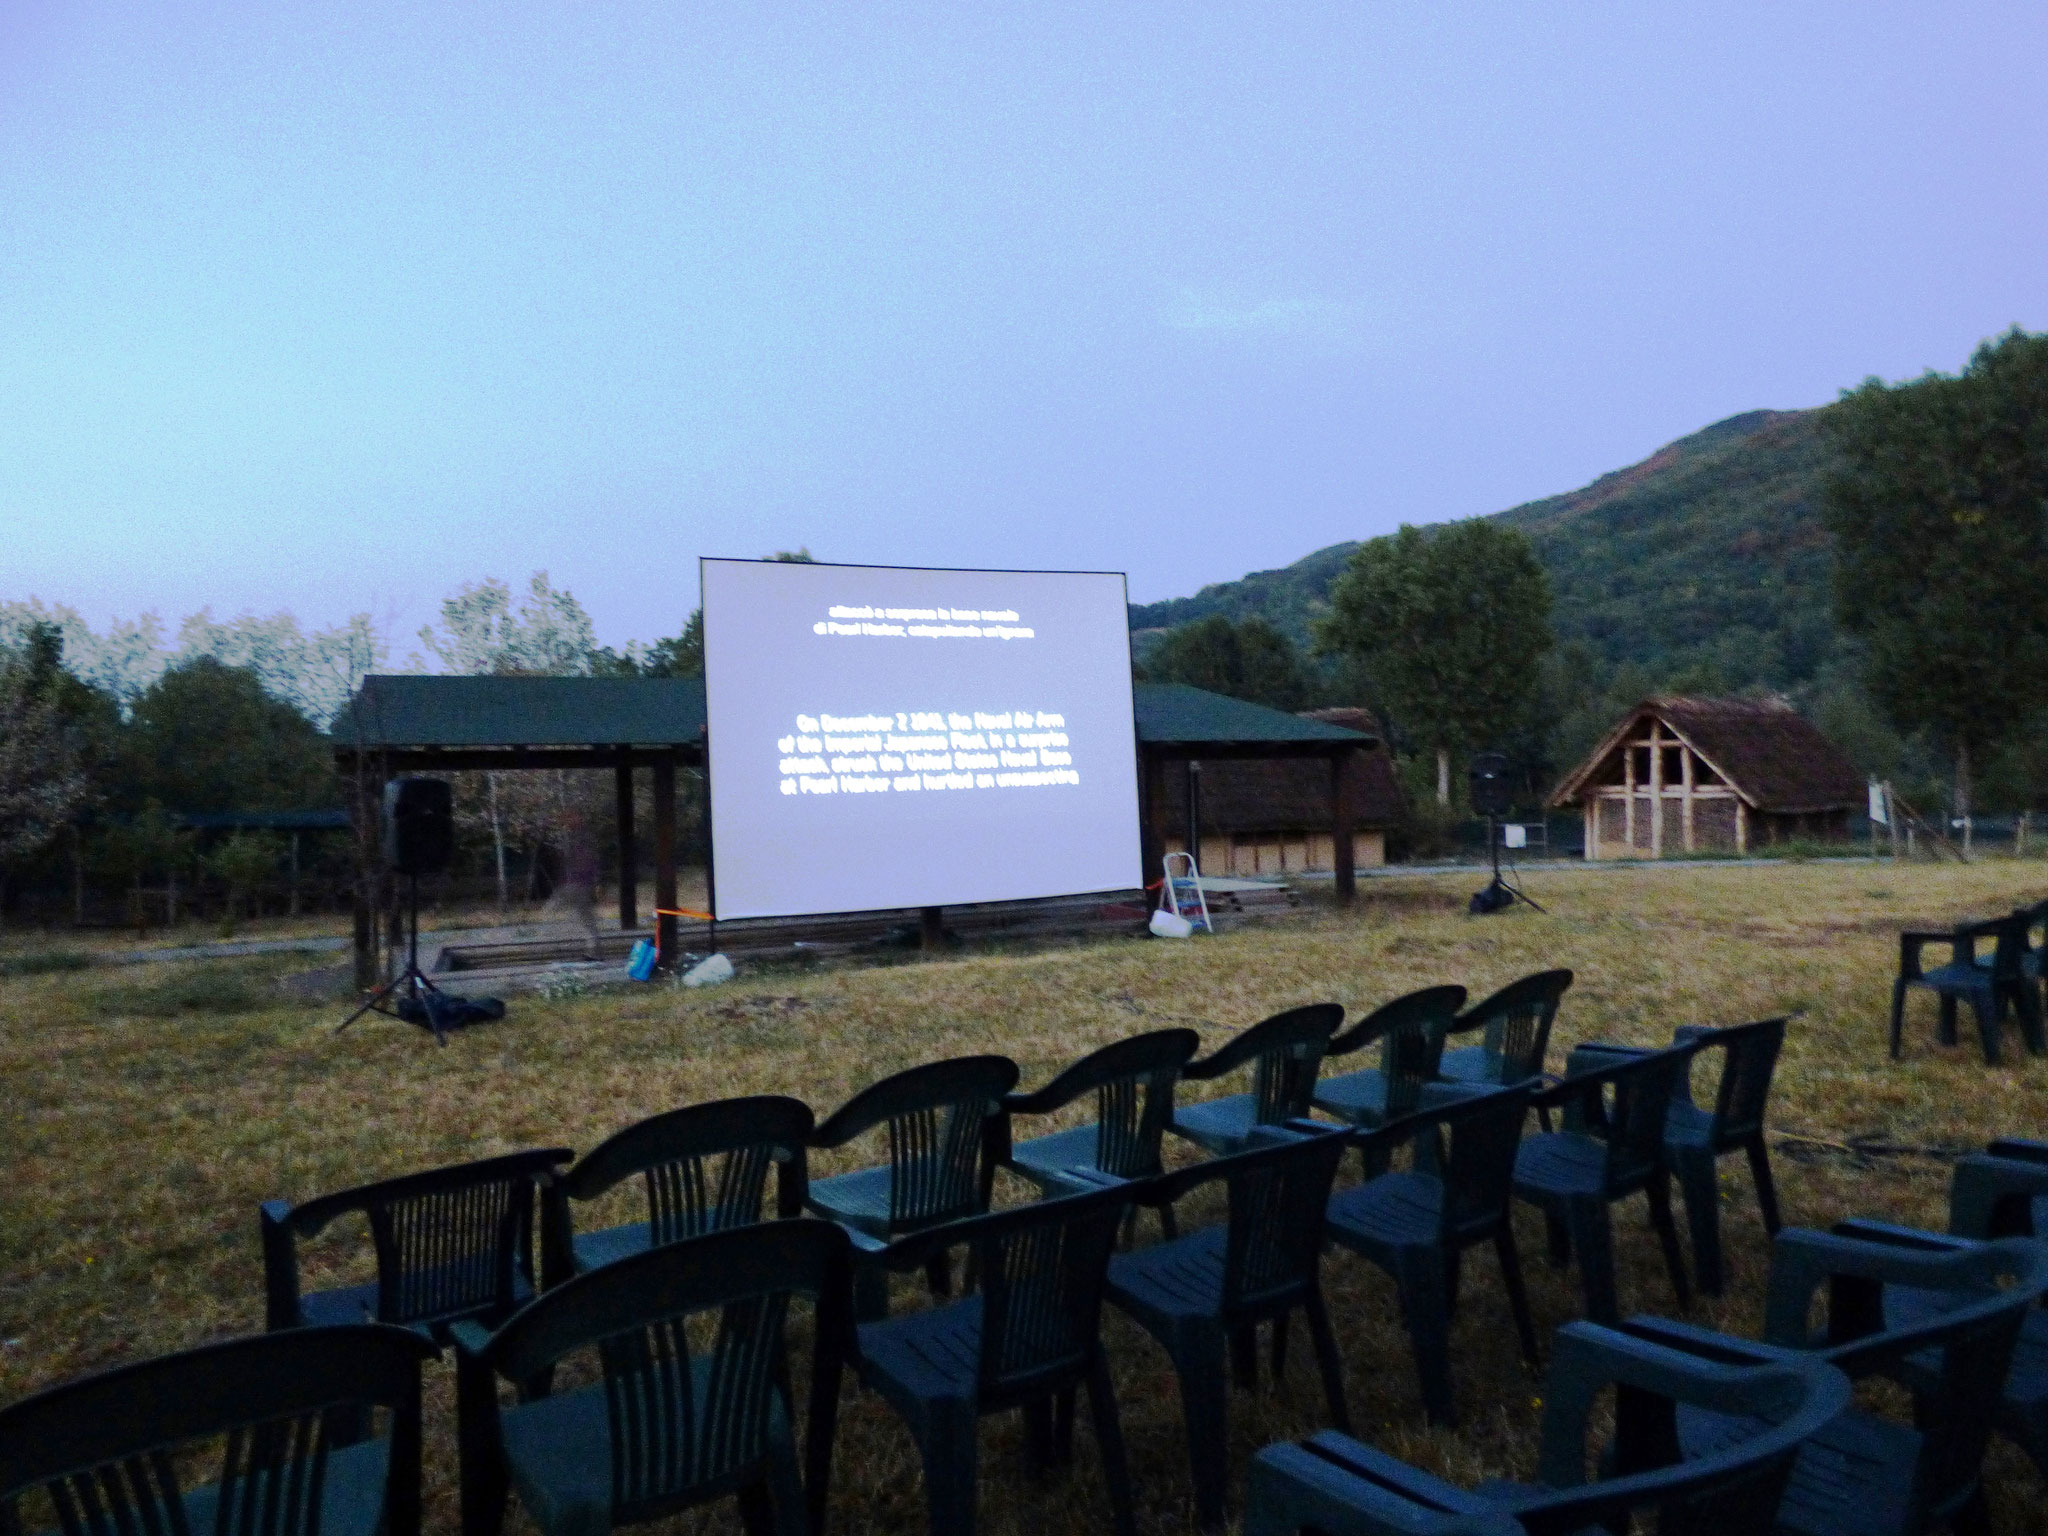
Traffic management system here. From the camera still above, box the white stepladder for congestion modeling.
[1160,851,1214,934]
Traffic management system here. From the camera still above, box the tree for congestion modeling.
[641,611,704,678]
[0,624,90,866]
[1142,614,1312,711]
[123,658,336,815]
[1822,327,2048,822]
[1316,520,1554,804]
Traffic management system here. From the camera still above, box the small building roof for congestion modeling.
[1549,695,1863,814]
[331,676,1375,758]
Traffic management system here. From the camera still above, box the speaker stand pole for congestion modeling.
[1470,815,1545,915]
[337,872,449,1043]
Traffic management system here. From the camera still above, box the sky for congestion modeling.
[4,4,2045,653]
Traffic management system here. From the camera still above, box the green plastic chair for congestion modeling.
[454,1219,852,1536]
[1311,986,1468,1174]
[0,1325,435,1536]
[1890,912,2042,1063]
[541,1096,813,1287]
[1167,1004,1342,1157]
[1243,1321,1850,1536]
[1435,970,1574,1089]
[261,1147,574,1344]
[855,1183,1139,1536]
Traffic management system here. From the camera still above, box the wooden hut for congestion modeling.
[1157,707,1403,876]
[1548,696,1862,859]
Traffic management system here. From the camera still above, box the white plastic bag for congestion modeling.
[682,953,736,988]
[1148,908,1196,939]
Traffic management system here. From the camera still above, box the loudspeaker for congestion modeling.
[1468,752,1513,819]
[383,777,454,876]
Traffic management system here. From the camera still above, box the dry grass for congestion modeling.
[5,860,2048,1533]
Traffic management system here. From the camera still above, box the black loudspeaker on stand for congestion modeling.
[1468,752,1543,916]
[340,777,466,1044]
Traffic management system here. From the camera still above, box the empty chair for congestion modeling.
[1310,986,1467,1146]
[1104,1124,1352,1530]
[1833,1137,2048,1479]
[1436,969,1574,1089]
[1512,1041,1696,1325]
[0,1324,436,1536]
[1242,1321,1851,1536]
[540,1095,813,1286]
[454,1219,852,1536]
[1626,1227,2048,1536]
[1167,1004,1342,1157]
[855,1182,1139,1536]
[993,1028,1200,1236]
[1889,912,2043,1064]
[1323,1084,1538,1424]
[1573,1017,1789,1296]
[261,1147,573,1341]
[805,1055,1018,1313]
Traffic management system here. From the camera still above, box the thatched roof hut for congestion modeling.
[1548,695,1862,858]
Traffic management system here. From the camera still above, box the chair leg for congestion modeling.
[1950,1482,1994,1536]
[1269,1311,1289,1384]
[853,1261,890,1322]
[1745,1135,1782,1235]
[1053,1385,1076,1467]
[1173,1326,1233,1531]
[1543,1206,1572,1268]
[1674,1148,1724,1297]
[1084,1357,1139,1536]
[1971,989,2004,1066]
[1494,1226,1540,1367]
[1646,1175,1693,1308]
[757,1429,810,1536]
[1022,1397,1054,1477]
[1230,1325,1258,1392]
[1939,994,1959,1047]
[1890,977,1910,1058]
[2021,980,2047,1055]
[1396,1249,1457,1426]
[1565,1198,1620,1325]
[1302,1290,1352,1434]
[918,1406,981,1536]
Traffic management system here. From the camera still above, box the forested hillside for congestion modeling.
[1131,407,1836,695]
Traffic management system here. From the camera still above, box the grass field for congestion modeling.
[5,860,2048,1534]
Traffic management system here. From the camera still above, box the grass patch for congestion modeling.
[4,862,2048,1533]
[0,949,94,978]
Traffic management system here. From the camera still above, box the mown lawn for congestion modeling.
[5,860,2048,1534]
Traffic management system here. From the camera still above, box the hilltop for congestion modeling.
[1130,406,1837,692]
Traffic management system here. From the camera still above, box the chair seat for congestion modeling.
[1916,961,2000,995]
[1664,1101,1720,1150]
[570,1222,655,1275]
[498,1362,791,1535]
[1169,1094,1261,1155]
[179,1438,391,1536]
[1325,1172,1442,1251]
[1009,1124,1123,1192]
[805,1164,896,1238]
[298,1281,380,1328]
[1677,1400,1918,1536]
[858,1294,986,1406]
[1513,1133,1608,1198]
[1105,1227,1227,1326]
[1311,1068,1394,1125]
[1437,1045,1496,1084]
[1883,1283,2048,1429]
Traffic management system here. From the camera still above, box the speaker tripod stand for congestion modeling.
[338,872,452,1044]
[1470,814,1544,915]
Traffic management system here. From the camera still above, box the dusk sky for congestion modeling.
[4,5,2044,653]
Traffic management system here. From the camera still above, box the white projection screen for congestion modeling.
[702,559,1142,919]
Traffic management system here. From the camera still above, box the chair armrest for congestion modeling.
[1897,930,1949,980]
[1988,1138,2048,1164]
[1567,1041,1653,1063]
[259,1199,303,1330]
[1246,1441,1513,1536]
[538,1182,575,1291]
[1830,1218,1971,1252]
[1951,1151,2048,1239]
[448,1319,496,1359]
[774,1152,809,1220]
[1615,1315,1800,1366]
[1247,1117,1337,1148]
[1297,1432,1495,1513]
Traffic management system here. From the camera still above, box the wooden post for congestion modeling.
[1331,749,1357,906]
[1648,722,1664,858]
[289,830,301,918]
[1680,741,1695,853]
[920,905,946,951]
[1185,761,1203,875]
[1141,750,1168,901]
[614,756,637,932]
[653,754,677,969]
[1584,803,1598,861]
[1734,800,1748,856]
[1623,735,1636,851]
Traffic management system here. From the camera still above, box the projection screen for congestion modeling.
[702,559,1142,919]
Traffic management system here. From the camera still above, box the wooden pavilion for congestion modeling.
[1548,695,1863,859]
[331,676,1373,984]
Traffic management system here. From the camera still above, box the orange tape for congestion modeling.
[654,907,716,920]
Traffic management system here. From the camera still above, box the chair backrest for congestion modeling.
[1965,913,2028,981]
[811,1055,1020,1233]
[1328,986,1466,1119]
[1006,1028,1201,1179]
[1210,1128,1349,1315]
[1693,1016,1786,1146]
[1454,970,1573,1083]
[1186,1004,1343,1126]
[1511,1322,1851,1536]
[1949,1143,2048,1239]
[0,1325,435,1536]
[1761,1228,2048,1528]
[1595,1043,1693,1193]
[1430,1084,1534,1246]
[556,1096,814,1247]
[479,1220,852,1525]
[275,1148,572,1328]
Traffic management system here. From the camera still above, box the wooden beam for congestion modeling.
[1141,749,1168,898]
[1648,719,1663,857]
[1331,749,1356,906]
[653,757,677,969]
[615,757,637,931]
[1681,741,1695,853]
